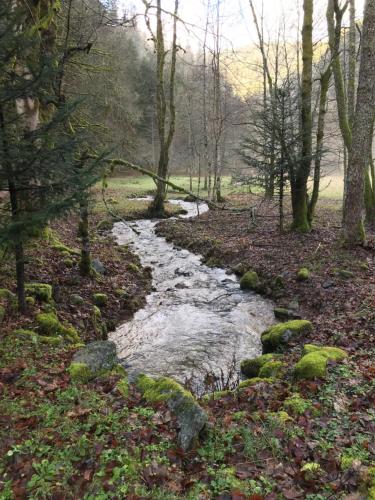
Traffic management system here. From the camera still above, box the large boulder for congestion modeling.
[261,320,313,353]
[69,341,118,382]
[136,374,207,451]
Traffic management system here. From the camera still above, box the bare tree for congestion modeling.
[143,0,179,216]
[342,0,375,244]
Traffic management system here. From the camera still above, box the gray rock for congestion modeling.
[92,259,106,275]
[322,280,335,289]
[72,341,118,373]
[70,294,84,306]
[167,393,207,451]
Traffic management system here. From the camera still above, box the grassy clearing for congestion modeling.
[99,173,344,203]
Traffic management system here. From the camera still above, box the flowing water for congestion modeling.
[110,199,275,389]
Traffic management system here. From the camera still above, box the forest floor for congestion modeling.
[1,185,375,499]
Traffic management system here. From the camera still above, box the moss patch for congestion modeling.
[238,377,274,389]
[297,267,310,281]
[0,305,5,323]
[240,271,260,291]
[261,320,313,353]
[93,293,108,307]
[241,353,281,378]
[294,352,328,379]
[283,393,313,415]
[259,360,286,378]
[68,362,93,382]
[36,312,80,343]
[25,283,53,302]
[303,344,348,361]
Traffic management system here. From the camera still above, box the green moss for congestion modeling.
[13,329,62,346]
[0,288,16,302]
[271,411,293,424]
[25,283,52,302]
[241,353,281,378]
[294,352,328,379]
[258,360,286,378]
[136,374,195,410]
[26,296,36,306]
[240,271,260,291]
[70,294,84,306]
[128,263,140,273]
[238,377,274,389]
[297,267,310,281]
[116,378,129,398]
[68,362,93,382]
[0,305,5,323]
[274,307,294,320]
[64,259,74,267]
[303,344,348,361]
[283,393,312,415]
[338,269,355,279]
[93,305,101,318]
[93,293,108,307]
[261,320,313,352]
[36,312,80,343]
[51,243,80,256]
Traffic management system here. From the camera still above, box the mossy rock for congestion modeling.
[259,360,286,378]
[240,353,281,378]
[232,262,248,276]
[297,267,310,281]
[71,294,84,306]
[25,283,52,303]
[26,296,36,306]
[238,377,274,389]
[92,293,108,307]
[64,259,74,268]
[283,393,313,415]
[261,320,313,353]
[136,374,207,451]
[36,312,80,343]
[240,271,260,291]
[70,341,118,382]
[303,344,348,361]
[274,307,301,321]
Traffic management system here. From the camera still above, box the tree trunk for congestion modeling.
[342,0,375,245]
[78,195,92,276]
[146,0,178,217]
[308,64,332,224]
[292,0,313,232]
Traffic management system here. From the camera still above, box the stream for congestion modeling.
[110,199,275,389]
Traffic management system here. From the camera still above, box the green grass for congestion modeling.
[99,173,344,202]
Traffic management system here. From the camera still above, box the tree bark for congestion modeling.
[292,0,313,232]
[308,64,332,224]
[342,0,375,245]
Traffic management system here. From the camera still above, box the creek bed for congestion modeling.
[111,199,275,389]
